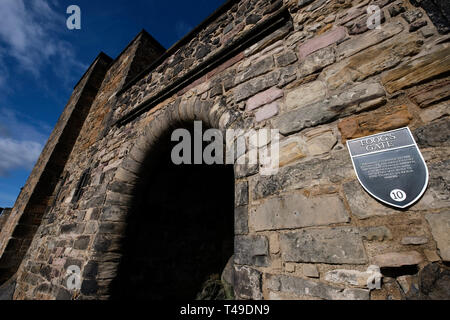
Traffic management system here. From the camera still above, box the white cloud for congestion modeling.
[0,0,86,86]
[0,107,50,176]
[0,107,51,143]
[0,138,43,176]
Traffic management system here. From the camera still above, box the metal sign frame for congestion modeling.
[346,127,429,209]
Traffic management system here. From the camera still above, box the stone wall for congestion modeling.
[0,53,113,285]
[0,209,12,233]
[1,0,449,300]
[0,31,164,292]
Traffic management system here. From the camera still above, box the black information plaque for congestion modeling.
[347,127,429,208]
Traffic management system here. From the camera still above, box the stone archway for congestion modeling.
[93,99,243,299]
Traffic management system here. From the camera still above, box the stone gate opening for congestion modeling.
[110,122,235,300]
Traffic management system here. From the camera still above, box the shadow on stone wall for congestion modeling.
[110,122,235,300]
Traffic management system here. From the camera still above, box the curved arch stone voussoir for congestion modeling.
[186,97,197,121]
[167,100,182,126]
[108,96,230,213]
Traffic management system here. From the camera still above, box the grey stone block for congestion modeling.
[250,192,349,231]
[235,235,269,267]
[267,274,370,300]
[280,227,367,264]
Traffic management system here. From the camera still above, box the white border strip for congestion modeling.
[351,144,416,158]
[347,127,414,157]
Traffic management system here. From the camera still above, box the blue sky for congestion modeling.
[0,0,225,208]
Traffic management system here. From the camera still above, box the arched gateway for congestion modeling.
[108,107,236,300]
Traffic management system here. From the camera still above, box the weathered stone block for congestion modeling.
[409,20,428,32]
[338,105,412,142]
[336,82,386,110]
[388,3,406,17]
[250,192,349,231]
[254,102,279,122]
[347,9,386,35]
[269,233,280,254]
[73,236,90,250]
[98,222,126,234]
[235,181,248,207]
[409,79,450,108]
[235,55,274,85]
[412,159,450,210]
[343,180,397,219]
[285,80,327,111]
[373,251,423,267]
[401,236,428,245]
[338,6,365,26]
[107,181,134,195]
[234,265,263,300]
[267,274,370,300]
[325,268,376,288]
[360,226,393,241]
[402,10,423,23]
[397,274,418,296]
[424,250,441,262]
[298,47,335,77]
[278,135,306,167]
[234,70,280,102]
[298,27,346,60]
[425,211,450,261]
[280,227,367,264]
[419,101,449,123]
[252,150,354,199]
[414,118,450,148]
[60,223,84,235]
[235,206,249,235]
[234,155,259,178]
[246,87,283,111]
[324,34,423,89]
[381,46,450,94]
[297,0,314,9]
[304,127,337,156]
[273,100,334,135]
[336,22,404,59]
[303,264,319,278]
[234,235,269,267]
[55,287,72,300]
[275,82,385,135]
[100,206,127,222]
[276,51,298,67]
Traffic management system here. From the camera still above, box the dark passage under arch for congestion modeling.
[111,122,235,300]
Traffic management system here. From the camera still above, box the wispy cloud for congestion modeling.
[0,107,50,176]
[175,20,193,39]
[0,0,86,88]
[0,139,43,176]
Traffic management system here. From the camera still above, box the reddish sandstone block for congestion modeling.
[246,87,283,111]
[254,102,279,122]
[298,27,346,60]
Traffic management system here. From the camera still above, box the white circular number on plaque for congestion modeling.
[390,189,406,202]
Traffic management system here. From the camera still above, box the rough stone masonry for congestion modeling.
[0,0,449,300]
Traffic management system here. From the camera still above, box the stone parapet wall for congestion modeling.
[0,53,113,285]
[0,209,12,233]
[4,0,449,299]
